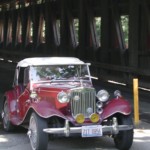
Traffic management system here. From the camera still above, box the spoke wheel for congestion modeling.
[114,115,133,150]
[1,100,14,131]
[28,112,48,150]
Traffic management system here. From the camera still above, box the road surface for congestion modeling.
[0,121,150,150]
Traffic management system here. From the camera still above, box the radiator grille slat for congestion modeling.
[71,88,96,118]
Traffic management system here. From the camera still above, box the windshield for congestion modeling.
[30,65,90,82]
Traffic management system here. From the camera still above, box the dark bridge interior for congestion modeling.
[0,0,150,91]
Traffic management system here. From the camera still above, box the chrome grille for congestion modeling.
[70,88,96,118]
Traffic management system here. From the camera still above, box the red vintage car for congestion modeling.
[1,57,133,150]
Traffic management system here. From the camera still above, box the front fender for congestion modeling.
[29,100,67,120]
[3,91,17,113]
[4,90,16,102]
[102,98,132,120]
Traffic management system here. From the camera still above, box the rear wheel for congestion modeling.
[114,115,133,150]
[1,100,14,131]
[28,112,48,150]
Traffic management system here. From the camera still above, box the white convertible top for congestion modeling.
[17,57,85,67]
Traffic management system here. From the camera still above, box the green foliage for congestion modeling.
[121,15,129,48]
[72,16,129,48]
[95,17,101,44]
[74,19,79,43]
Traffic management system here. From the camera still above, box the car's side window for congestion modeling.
[13,67,24,87]
[13,67,25,96]
[13,68,19,87]
[18,67,24,85]
[24,67,29,86]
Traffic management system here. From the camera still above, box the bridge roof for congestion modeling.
[17,57,85,67]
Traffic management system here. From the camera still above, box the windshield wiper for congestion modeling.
[85,75,98,80]
[31,79,80,84]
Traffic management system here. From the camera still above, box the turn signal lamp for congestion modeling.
[75,114,85,124]
[90,113,100,123]
[30,91,38,99]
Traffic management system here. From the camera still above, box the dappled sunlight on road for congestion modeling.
[131,123,150,150]
[134,129,150,143]
[0,135,9,142]
[0,130,29,150]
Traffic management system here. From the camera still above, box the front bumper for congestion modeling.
[43,117,133,137]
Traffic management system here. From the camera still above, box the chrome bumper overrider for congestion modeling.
[43,118,133,137]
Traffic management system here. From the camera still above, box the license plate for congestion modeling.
[81,125,103,137]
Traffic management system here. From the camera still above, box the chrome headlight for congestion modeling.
[97,90,109,102]
[57,91,69,103]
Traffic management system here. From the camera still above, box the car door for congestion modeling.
[18,88,30,119]
[17,67,30,119]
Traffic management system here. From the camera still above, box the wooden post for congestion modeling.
[133,78,139,125]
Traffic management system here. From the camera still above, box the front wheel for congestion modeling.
[28,112,48,150]
[114,115,133,150]
[1,100,14,131]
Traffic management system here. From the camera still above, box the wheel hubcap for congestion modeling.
[29,116,37,150]
[3,102,9,128]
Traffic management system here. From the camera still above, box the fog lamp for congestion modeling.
[90,113,100,123]
[75,114,85,124]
